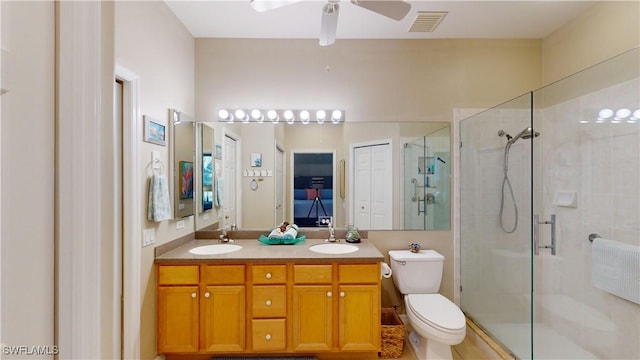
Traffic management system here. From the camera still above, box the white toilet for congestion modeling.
[389,250,466,360]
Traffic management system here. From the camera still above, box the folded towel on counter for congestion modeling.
[147,174,171,222]
[258,234,306,245]
[268,223,298,239]
[283,224,298,239]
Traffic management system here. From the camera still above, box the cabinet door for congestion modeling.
[338,284,380,351]
[201,285,246,352]
[157,286,199,353]
[292,285,333,351]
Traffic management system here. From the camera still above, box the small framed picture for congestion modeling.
[179,161,194,199]
[144,116,166,146]
[251,153,262,167]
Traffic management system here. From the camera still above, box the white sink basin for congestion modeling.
[189,244,242,255]
[309,243,359,255]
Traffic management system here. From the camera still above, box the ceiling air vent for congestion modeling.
[408,11,448,33]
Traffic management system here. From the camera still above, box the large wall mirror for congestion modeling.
[170,109,195,218]
[193,121,451,231]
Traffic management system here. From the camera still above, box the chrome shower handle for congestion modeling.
[411,178,417,202]
[534,214,556,256]
[534,214,540,256]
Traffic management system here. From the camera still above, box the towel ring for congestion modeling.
[250,178,258,191]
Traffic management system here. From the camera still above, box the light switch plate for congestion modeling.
[143,228,155,247]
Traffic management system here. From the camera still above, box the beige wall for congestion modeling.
[196,38,542,124]
[114,1,195,358]
[543,1,640,84]
[1,1,55,355]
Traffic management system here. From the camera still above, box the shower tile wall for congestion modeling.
[536,78,640,359]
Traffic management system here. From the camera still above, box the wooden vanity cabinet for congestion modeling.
[292,263,381,352]
[158,261,380,357]
[157,264,246,354]
[157,265,200,353]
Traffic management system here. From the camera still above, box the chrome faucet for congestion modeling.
[219,228,233,243]
[327,222,337,242]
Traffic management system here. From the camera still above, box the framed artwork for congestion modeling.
[251,153,262,167]
[143,115,166,146]
[179,161,194,199]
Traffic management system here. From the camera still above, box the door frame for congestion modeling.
[115,65,142,359]
[348,139,392,228]
[222,128,242,229]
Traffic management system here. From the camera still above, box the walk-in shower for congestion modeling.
[497,127,540,233]
[460,48,640,359]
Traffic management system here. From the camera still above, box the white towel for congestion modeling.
[147,174,171,222]
[592,237,640,304]
[283,224,298,239]
[214,176,223,208]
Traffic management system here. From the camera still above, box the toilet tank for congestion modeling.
[388,250,444,294]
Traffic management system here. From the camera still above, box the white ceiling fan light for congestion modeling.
[251,0,411,46]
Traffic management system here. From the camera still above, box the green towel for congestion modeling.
[258,234,306,245]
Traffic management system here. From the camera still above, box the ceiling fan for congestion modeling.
[250,0,412,46]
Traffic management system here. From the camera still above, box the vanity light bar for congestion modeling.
[583,107,640,124]
[217,109,345,124]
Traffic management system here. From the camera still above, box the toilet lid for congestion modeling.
[407,294,466,332]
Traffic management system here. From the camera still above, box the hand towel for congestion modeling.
[283,224,298,239]
[147,174,171,222]
[592,237,640,304]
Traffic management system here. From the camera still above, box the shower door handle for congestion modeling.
[411,178,417,202]
[534,214,556,256]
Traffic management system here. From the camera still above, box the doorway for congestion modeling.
[223,131,241,229]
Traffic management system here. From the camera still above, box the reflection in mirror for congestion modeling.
[403,125,451,230]
[292,152,334,227]
[200,123,214,213]
[195,121,451,230]
[170,109,195,218]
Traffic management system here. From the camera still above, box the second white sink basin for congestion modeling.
[189,244,242,255]
[309,243,359,255]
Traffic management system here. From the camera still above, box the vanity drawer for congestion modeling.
[203,264,245,285]
[252,319,286,351]
[293,264,333,284]
[252,265,287,284]
[252,285,287,318]
[158,265,199,285]
[339,263,379,284]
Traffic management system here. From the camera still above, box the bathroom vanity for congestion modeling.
[154,236,384,360]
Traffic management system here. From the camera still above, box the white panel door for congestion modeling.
[370,144,392,229]
[353,143,392,230]
[354,147,372,229]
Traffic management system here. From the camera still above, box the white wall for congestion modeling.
[0,0,55,356]
[114,2,195,358]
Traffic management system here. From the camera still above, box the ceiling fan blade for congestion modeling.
[350,0,411,21]
[250,0,301,12]
[319,3,340,47]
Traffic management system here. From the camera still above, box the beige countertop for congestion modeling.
[154,237,384,264]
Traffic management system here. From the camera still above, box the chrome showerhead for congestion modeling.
[521,128,540,140]
[497,129,512,141]
[504,127,540,145]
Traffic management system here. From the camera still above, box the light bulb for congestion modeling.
[218,109,233,122]
[615,108,631,119]
[331,110,342,123]
[631,109,640,120]
[251,109,264,122]
[300,110,310,124]
[598,108,614,120]
[316,110,326,124]
[284,110,294,124]
[267,110,279,124]
[235,109,249,123]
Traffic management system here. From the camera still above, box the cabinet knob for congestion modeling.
[265,272,272,279]
[265,334,272,341]
[340,291,345,297]
[204,292,210,298]
[327,291,332,297]
[191,292,197,298]
[265,300,272,306]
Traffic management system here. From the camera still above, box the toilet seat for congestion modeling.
[406,294,466,334]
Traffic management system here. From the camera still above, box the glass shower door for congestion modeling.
[460,92,534,359]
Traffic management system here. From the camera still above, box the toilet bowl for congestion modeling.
[389,250,466,359]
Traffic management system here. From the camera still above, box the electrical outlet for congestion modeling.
[143,228,155,247]
[176,220,185,229]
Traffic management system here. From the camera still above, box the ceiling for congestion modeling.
[165,0,598,41]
